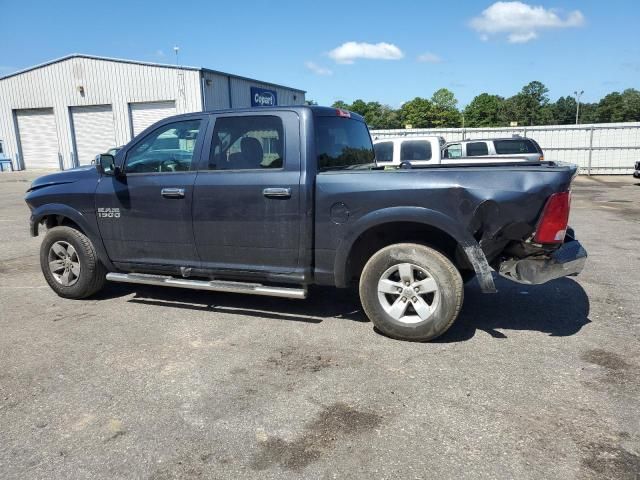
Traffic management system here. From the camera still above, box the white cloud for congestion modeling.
[470,1,585,43]
[508,31,537,43]
[417,52,442,63]
[305,61,333,76]
[328,41,404,64]
[155,49,166,58]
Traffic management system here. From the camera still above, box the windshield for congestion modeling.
[316,117,375,171]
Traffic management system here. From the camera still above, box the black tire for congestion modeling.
[359,243,463,342]
[40,226,107,299]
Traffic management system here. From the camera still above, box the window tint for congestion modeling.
[374,142,394,163]
[125,119,201,173]
[316,117,374,171]
[494,139,538,155]
[207,116,284,170]
[400,140,432,161]
[444,143,462,159]
[466,142,489,156]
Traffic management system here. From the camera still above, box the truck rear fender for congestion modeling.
[334,206,496,293]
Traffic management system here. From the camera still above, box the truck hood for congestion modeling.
[27,165,99,192]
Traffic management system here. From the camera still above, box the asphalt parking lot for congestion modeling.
[1,171,639,479]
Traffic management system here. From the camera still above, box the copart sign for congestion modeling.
[251,87,278,107]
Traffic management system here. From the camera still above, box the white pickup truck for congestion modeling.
[373,135,543,166]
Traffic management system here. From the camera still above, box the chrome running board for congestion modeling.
[105,273,307,299]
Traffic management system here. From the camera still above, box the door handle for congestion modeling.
[161,187,185,199]
[263,187,291,199]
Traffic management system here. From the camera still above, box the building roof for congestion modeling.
[0,53,306,93]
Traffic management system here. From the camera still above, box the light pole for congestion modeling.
[574,90,584,125]
[173,46,180,66]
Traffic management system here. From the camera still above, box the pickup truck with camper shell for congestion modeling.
[25,106,587,341]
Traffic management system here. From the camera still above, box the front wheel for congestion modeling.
[359,243,463,341]
[40,226,106,299]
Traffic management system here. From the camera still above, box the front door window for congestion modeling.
[125,120,202,173]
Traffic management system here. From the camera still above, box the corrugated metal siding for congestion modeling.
[371,122,640,174]
[228,77,304,108]
[201,71,231,110]
[0,56,202,169]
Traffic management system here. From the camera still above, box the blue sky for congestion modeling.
[1,0,638,108]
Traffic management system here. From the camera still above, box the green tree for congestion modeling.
[594,89,640,123]
[330,99,402,129]
[431,88,457,110]
[595,92,625,122]
[463,93,505,127]
[430,88,462,127]
[361,102,402,129]
[620,89,640,121]
[578,102,598,124]
[304,99,318,106]
[349,99,368,116]
[502,95,521,125]
[376,105,403,129]
[331,100,350,110]
[509,81,550,125]
[399,97,433,128]
[552,96,578,124]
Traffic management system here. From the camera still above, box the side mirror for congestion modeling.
[96,154,119,176]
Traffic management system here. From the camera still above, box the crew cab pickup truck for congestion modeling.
[25,106,587,341]
[373,135,537,167]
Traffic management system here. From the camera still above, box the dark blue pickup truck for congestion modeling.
[25,106,586,341]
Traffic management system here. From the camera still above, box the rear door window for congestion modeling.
[466,142,489,156]
[374,141,394,163]
[400,140,432,161]
[494,139,538,154]
[207,115,284,170]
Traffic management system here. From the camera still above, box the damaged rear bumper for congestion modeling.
[498,237,587,285]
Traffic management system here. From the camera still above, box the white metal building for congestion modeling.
[0,54,305,170]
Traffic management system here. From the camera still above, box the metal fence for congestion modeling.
[370,122,640,174]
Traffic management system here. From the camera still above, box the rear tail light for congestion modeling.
[336,108,351,118]
[534,191,571,244]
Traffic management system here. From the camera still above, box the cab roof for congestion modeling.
[174,105,366,123]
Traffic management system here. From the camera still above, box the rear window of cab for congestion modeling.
[316,117,375,171]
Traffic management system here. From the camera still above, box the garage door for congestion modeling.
[16,109,60,169]
[129,101,176,138]
[71,105,116,165]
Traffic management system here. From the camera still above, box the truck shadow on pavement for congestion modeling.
[437,276,591,342]
[97,283,368,324]
[96,275,590,342]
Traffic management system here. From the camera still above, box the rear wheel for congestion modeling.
[359,243,463,341]
[40,226,106,299]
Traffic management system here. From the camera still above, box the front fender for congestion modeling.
[333,206,496,293]
[29,203,115,271]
